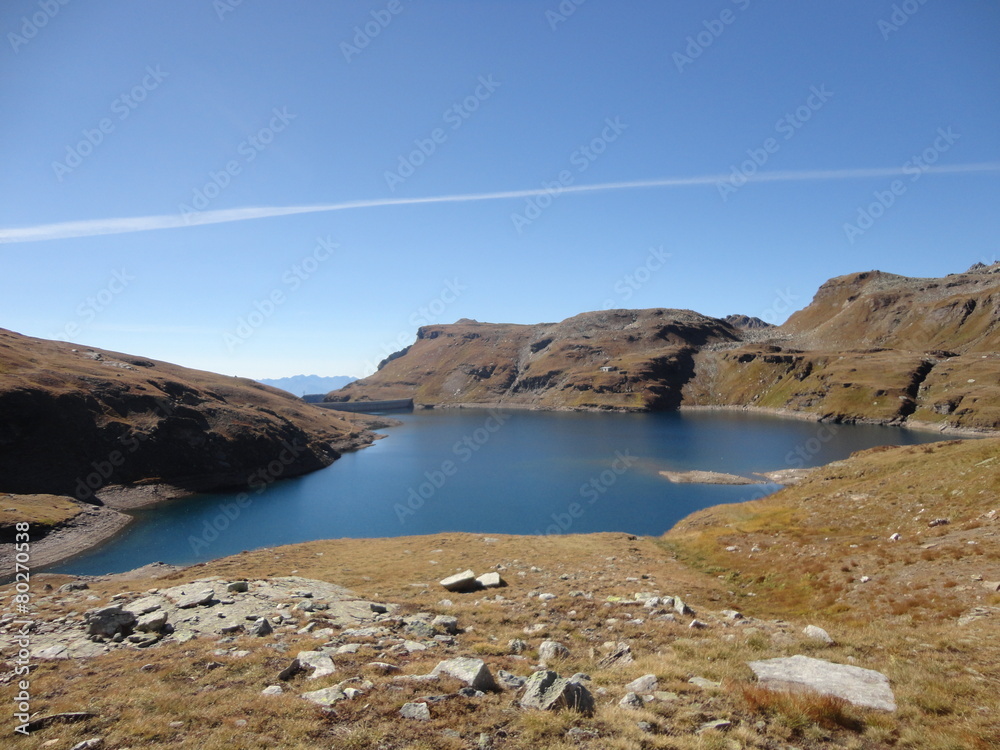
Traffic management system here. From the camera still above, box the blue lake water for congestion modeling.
[51,409,954,575]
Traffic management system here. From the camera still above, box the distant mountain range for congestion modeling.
[256,375,356,396]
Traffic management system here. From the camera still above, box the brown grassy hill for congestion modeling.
[332,265,1000,431]
[780,265,1000,353]
[0,328,382,499]
[328,310,738,411]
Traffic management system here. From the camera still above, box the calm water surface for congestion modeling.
[52,409,952,575]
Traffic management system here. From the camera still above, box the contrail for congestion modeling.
[2,162,998,244]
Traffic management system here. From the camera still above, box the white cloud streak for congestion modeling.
[2,162,998,244]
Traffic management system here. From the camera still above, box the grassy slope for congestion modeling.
[0,328,383,496]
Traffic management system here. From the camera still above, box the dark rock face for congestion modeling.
[0,329,376,498]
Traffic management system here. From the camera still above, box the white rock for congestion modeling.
[749,655,896,711]
[803,625,835,645]
[440,570,478,592]
[400,702,431,720]
[624,674,659,693]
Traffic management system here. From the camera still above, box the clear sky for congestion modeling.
[2,1,998,378]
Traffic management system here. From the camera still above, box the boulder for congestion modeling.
[227,581,249,593]
[440,570,478,592]
[248,618,273,637]
[673,596,694,616]
[538,640,570,663]
[476,572,505,589]
[400,702,431,720]
[430,657,499,692]
[519,670,595,715]
[624,674,658,693]
[803,625,835,645]
[135,611,168,634]
[172,588,215,609]
[619,692,645,710]
[748,655,896,711]
[431,615,459,635]
[261,685,283,696]
[84,606,137,637]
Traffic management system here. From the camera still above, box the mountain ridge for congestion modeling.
[327,265,1000,431]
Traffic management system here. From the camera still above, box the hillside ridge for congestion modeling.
[329,265,1000,431]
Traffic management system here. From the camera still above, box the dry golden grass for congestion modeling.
[0,493,81,532]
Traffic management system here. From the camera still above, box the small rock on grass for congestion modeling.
[803,624,835,644]
[400,702,431,721]
[624,674,658,693]
[619,692,644,709]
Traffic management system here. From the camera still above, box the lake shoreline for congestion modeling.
[421,401,998,437]
[19,434,394,575]
[35,407,981,577]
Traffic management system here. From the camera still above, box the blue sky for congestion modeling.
[2,1,998,378]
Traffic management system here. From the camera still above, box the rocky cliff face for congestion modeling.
[330,266,1000,431]
[0,329,381,499]
[328,309,738,411]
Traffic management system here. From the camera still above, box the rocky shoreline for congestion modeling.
[0,503,132,576]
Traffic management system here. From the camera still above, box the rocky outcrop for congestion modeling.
[0,329,385,499]
[327,309,736,412]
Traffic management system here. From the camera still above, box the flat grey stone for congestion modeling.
[749,655,896,711]
[476,572,505,589]
[301,686,346,707]
[624,674,658,693]
[689,677,721,690]
[400,702,431,720]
